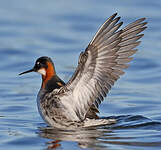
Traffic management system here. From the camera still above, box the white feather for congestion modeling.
[38,68,46,76]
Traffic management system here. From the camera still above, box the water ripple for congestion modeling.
[0,0,161,150]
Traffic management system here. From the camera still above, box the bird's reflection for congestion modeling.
[38,125,114,149]
[38,115,161,149]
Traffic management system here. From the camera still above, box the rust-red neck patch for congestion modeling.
[41,61,56,89]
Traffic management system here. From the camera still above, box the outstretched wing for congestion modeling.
[56,13,147,121]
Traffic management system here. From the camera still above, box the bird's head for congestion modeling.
[19,56,56,83]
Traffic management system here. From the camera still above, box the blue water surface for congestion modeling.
[0,0,161,150]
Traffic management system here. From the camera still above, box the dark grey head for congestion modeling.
[19,56,55,76]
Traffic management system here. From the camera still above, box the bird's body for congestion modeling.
[19,13,147,128]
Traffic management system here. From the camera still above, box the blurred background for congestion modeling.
[0,0,161,150]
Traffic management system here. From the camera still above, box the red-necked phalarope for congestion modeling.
[19,13,147,128]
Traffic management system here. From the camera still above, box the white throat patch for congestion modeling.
[38,68,46,76]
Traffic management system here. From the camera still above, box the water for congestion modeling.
[0,0,161,150]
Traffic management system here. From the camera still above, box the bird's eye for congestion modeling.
[36,62,41,67]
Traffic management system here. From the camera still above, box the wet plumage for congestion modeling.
[19,13,147,128]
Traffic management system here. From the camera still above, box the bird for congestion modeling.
[19,13,147,128]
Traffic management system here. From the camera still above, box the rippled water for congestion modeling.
[0,0,161,150]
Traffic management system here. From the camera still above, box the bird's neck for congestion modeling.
[40,63,65,93]
[41,61,56,90]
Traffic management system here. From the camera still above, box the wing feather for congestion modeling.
[53,13,147,121]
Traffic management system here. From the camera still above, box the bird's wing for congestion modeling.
[56,13,147,121]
